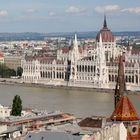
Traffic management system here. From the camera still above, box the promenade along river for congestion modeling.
[0,84,140,118]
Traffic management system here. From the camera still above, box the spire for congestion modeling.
[73,33,78,52]
[71,33,79,62]
[114,55,126,108]
[103,14,107,29]
[74,33,78,46]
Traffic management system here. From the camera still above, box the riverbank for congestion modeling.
[0,78,140,95]
[0,80,114,93]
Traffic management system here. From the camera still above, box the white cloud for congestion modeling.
[95,5,120,13]
[26,9,37,13]
[121,7,140,14]
[18,15,48,21]
[0,10,8,17]
[65,6,86,14]
[49,12,55,16]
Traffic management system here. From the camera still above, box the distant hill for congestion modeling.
[0,31,139,41]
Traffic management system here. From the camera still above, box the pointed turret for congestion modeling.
[111,55,139,122]
[114,55,125,108]
[74,33,78,47]
[103,14,107,29]
[111,96,139,121]
[73,33,79,61]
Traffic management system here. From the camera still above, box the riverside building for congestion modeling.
[21,16,140,90]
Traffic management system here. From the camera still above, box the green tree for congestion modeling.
[17,67,23,77]
[0,63,16,78]
[11,95,22,116]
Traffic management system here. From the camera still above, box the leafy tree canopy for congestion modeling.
[11,95,22,116]
[17,67,23,77]
[0,63,16,78]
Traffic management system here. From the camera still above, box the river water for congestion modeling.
[0,84,140,118]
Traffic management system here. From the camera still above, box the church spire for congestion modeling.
[114,55,125,108]
[103,14,107,29]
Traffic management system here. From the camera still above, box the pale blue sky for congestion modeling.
[0,0,139,32]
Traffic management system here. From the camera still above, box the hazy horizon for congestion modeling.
[0,0,139,32]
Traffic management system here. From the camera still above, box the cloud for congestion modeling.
[26,9,37,13]
[95,5,120,13]
[65,6,86,14]
[0,10,8,17]
[19,15,48,20]
[48,12,55,16]
[121,7,140,14]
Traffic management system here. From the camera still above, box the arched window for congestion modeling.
[53,71,55,79]
[48,72,50,78]
[136,75,138,84]
[57,72,59,78]
[132,76,134,83]
[62,73,64,79]
[109,75,111,81]
[50,72,52,78]
[79,65,81,72]
[91,66,93,72]
[77,65,79,72]
[88,66,90,72]
[59,73,61,79]
[115,75,117,82]
[85,66,87,72]
[129,76,131,82]
[40,72,43,77]
[43,71,45,77]
[112,75,114,82]
[126,76,128,82]
[94,66,96,73]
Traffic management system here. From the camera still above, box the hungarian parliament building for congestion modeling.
[21,17,140,90]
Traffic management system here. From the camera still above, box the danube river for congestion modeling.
[0,84,140,118]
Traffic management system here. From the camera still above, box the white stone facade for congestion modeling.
[21,33,112,88]
[0,104,11,118]
[21,32,140,90]
[81,122,127,140]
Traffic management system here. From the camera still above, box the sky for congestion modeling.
[0,0,139,32]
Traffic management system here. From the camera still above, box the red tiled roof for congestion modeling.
[131,47,140,55]
[61,46,83,54]
[96,28,114,42]
[110,96,139,121]
[61,47,70,53]
[78,117,102,128]
[0,51,3,57]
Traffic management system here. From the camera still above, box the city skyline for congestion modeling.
[0,0,139,33]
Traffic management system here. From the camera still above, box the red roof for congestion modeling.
[96,28,114,42]
[110,96,139,121]
[61,47,70,53]
[0,51,3,57]
[61,46,83,54]
[131,47,140,55]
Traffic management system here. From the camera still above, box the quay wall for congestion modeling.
[0,78,140,94]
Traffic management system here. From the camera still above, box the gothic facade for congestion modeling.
[21,17,140,90]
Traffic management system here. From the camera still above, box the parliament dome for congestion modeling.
[96,16,114,42]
